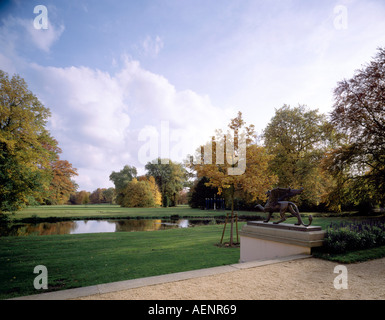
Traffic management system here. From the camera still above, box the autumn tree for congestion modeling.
[138,175,162,206]
[188,112,277,245]
[119,178,155,208]
[69,190,90,205]
[89,188,107,204]
[42,159,77,204]
[329,47,385,210]
[263,105,334,209]
[39,139,78,205]
[0,70,76,212]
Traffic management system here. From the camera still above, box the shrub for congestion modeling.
[372,226,385,246]
[323,219,385,253]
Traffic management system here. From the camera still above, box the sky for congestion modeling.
[1,0,385,192]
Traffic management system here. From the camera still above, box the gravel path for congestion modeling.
[77,257,385,300]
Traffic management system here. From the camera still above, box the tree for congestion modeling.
[330,47,385,209]
[0,70,63,212]
[0,154,45,211]
[145,159,187,207]
[102,187,115,204]
[109,165,137,205]
[37,137,78,205]
[109,165,137,191]
[69,190,90,205]
[263,105,334,209]
[189,112,277,245]
[89,188,107,204]
[138,175,162,206]
[43,159,78,204]
[119,178,155,208]
[188,177,219,209]
[321,149,360,212]
[177,188,189,205]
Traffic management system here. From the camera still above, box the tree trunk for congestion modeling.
[230,184,234,246]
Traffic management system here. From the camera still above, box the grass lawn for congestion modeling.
[313,245,385,264]
[1,205,384,300]
[0,223,244,300]
[4,204,264,222]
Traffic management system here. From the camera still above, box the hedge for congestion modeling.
[323,219,385,254]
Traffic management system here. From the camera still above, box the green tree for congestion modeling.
[109,165,137,191]
[102,187,115,204]
[0,70,60,212]
[145,159,187,207]
[188,177,219,209]
[263,105,334,209]
[321,145,357,212]
[109,165,137,205]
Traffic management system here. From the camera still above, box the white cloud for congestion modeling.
[26,20,65,53]
[0,15,64,53]
[116,58,233,139]
[28,58,233,191]
[29,64,130,190]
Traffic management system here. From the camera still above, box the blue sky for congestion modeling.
[1,0,385,191]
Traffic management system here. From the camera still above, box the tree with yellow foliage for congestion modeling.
[119,178,155,208]
[188,112,277,246]
[138,175,162,206]
[0,70,77,212]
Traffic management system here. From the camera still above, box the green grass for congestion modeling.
[0,223,244,300]
[4,204,263,222]
[4,204,364,227]
[313,245,385,264]
[2,205,384,299]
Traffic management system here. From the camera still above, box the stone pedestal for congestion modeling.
[239,221,325,262]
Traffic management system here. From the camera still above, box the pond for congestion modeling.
[0,218,222,237]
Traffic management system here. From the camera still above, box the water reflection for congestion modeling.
[0,221,77,237]
[0,219,203,237]
[72,220,116,234]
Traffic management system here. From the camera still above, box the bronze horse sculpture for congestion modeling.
[255,187,312,227]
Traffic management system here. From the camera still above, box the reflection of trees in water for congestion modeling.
[114,219,163,232]
[5,221,78,236]
[0,223,20,237]
[1,219,218,237]
[24,221,77,236]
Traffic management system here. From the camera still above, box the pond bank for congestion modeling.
[11,213,264,224]
[2,204,265,223]
[0,218,230,237]
[0,223,242,299]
